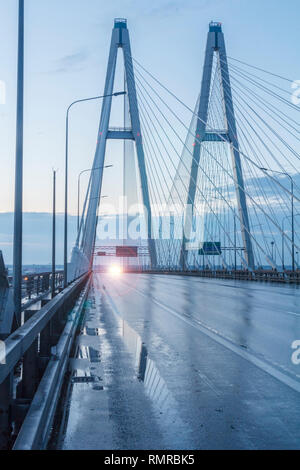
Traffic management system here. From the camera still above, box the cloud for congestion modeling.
[52,49,90,74]
[147,1,181,17]
[145,0,218,18]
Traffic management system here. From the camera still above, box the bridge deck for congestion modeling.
[57,273,300,450]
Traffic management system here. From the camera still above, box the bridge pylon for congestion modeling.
[70,19,157,280]
[181,21,254,270]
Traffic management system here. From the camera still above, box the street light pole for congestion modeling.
[13,0,24,324]
[260,168,295,271]
[291,177,295,271]
[51,169,56,298]
[271,241,275,263]
[77,165,113,232]
[282,216,286,270]
[234,210,237,271]
[282,214,300,270]
[64,91,125,288]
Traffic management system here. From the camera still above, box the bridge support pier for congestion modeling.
[39,299,52,375]
[0,373,13,450]
[20,310,39,400]
[39,322,52,371]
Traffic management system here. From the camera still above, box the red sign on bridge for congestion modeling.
[116,246,138,258]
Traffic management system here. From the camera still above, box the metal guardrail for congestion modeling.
[13,276,91,450]
[21,271,64,303]
[7,271,65,307]
[134,269,300,284]
[196,269,300,283]
[0,272,90,450]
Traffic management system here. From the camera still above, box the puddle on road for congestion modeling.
[102,295,187,431]
[72,292,175,417]
[65,288,192,447]
[84,327,102,336]
[69,311,104,390]
[121,319,176,414]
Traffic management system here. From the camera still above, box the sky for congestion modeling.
[0,0,300,214]
[0,0,299,264]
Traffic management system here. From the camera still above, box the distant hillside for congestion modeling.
[0,212,143,265]
[0,212,77,265]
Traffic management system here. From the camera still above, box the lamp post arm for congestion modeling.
[64,92,125,286]
[77,165,113,234]
[77,169,93,232]
[68,92,125,114]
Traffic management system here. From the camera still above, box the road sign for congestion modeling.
[199,242,222,256]
[116,246,138,258]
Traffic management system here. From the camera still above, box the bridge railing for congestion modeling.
[21,271,64,302]
[8,271,65,307]
[135,267,300,283]
[0,272,90,450]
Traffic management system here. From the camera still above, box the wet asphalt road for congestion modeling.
[60,273,300,450]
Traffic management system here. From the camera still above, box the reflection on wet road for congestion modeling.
[60,273,300,450]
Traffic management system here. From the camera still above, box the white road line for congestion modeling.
[122,281,300,395]
[288,311,300,317]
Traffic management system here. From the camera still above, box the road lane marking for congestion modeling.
[288,311,300,317]
[121,281,300,395]
[150,274,300,299]
[135,275,300,318]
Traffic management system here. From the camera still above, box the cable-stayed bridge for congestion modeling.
[0,18,300,450]
[69,19,300,281]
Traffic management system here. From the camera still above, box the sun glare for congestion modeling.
[108,264,123,276]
